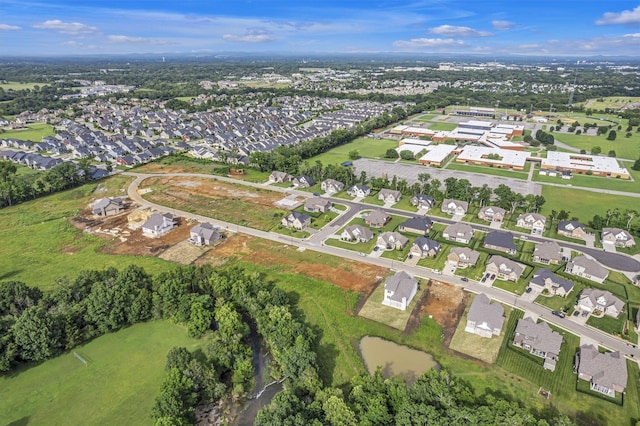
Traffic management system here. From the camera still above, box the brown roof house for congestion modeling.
[441,199,468,216]
[365,210,390,228]
[381,271,418,311]
[268,171,293,183]
[321,179,344,194]
[516,213,547,235]
[304,197,332,213]
[410,237,441,258]
[281,212,311,230]
[378,188,402,204]
[465,294,505,338]
[532,241,563,265]
[578,289,624,318]
[142,213,176,238]
[410,194,436,210]
[447,247,480,269]
[565,255,609,284]
[484,231,517,255]
[398,216,433,235]
[377,232,409,251]
[442,222,474,244]
[341,225,373,243]
[92,197,125,216]
[602,228,636,248]
[478,206,507,223]
[576,344,627,397]
[486,255,525,281]
[513,317,563,371]
[557,220,587,240]
[189,222,223,246]
[529,269,574,296]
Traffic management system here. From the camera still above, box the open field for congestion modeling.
[0,176,175,290]
[445,161,528,179]
[309,137,398,165]
[0,81,45,90]
[1,123,55,141]
[539,186,640,223]
[0,321,200,426]
[427,122,457,131]
[533,168,640,193]
[553,131,640,161]
[578,96,640,111]
[133,154,228,175]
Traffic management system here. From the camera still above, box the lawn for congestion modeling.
[553,131,640,161]
[427,122,457,131]
[0,321,201,426]
[357,277,425,330]
[1,123,56,141]
[444,162,529,179]
[586,314,627,337]
[416,243,450,271]
[0,81,45,90]
[0,176,175,290]
[308,137,398,165]
[578,96,640,111]
[532,169,640,194]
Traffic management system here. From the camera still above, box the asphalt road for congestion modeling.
[124,171,640,361]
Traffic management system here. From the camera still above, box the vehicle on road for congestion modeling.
[359,252,366,257]
[313,192,320,196]
[552,310,566,318]
[461,277,469,282]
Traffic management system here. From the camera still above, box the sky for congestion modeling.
[1,1,640,57]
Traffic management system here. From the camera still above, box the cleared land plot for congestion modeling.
[158,239,211,264]
[0,123,55,141]
[309,137,398,165]
[449,294,512,363]
[0,321,200,426]
[358,278,425,330]
[140,176,288,230]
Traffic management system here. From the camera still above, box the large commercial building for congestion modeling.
[540,151,630,179]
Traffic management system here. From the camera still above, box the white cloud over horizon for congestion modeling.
[492,20,514,30]
[0,23,21,31]
[597,5,640,25]
[393,37,466,49]
[33,19,97,34]
[428,25,492,37]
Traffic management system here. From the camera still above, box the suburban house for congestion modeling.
[304,197,332,213]
[576,344,627,397]
[532,241,563,265]
[268,171,293,183]
[321,179,344,194]
[441,199,469,216]
[516,213,547,235]
[378,188,402,204]
[578,289,624,318]
[478,206,507,223]
[189,222,223,246]
[346,184,371,198]
[365,210,390,228]
[398,216,433,235]
[142,213,176,238]
[565,255,609,284]
[484,231,517,255]
[381,271,419,311]
[602,228,636,248]
[486,255,525,281]
[557,220,588,240]
[281,212,311,230]
[377,232,409,251]
[410,194,436,210]
[447,247,480,268]
[442,222,474,244]
[529,269,574,296]
[292,175,316,188]
[513,317,564,371]
[465,294,505,338]
[410,237,442,258]
[92,197,125,216]
[341,225,373,243]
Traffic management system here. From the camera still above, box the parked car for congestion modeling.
[461,277,469,282]
[525,287,532,293]
[490,274,496,280]
[582,311,589,317]
[573,311,580,317]
[313,192,320,196]
[481,277,487,283]
[552,310,565,318]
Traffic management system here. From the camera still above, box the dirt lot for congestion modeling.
[406,280,469,344]
[195,234,385,294]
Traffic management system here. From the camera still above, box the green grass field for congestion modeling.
[427,122,457,131]
[308,137,398,165]
[445,161,528,179]
[0,81,45,91]
[553,131,640,161]
[0,321,200,426]
[1,123,56,141]
[533,169,640,194]
[577,96,640,111]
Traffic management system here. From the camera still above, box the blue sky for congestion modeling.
[1,1,640,56]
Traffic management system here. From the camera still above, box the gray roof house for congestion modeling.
[377,232,409,251]
[602,228,636,248]
[578,289,624,318]
[486,255,525,281]
[565,255,609,284]
[447,247,480,268]
[190,222,223,246]
[532,241,563,265]
[516,213,547,235]
[442,222,474,244]
[142,213,176,238]
[558,220,587,240]
[293,175,316,188]
[304,197,332,213]
[513,317,563,371]
[92,197,125,216]
[484,231,517,255]
[410,194,436,210]
[365,210,390,228]
[576,344,628,397]
[478,206,507,223]
[346,184,370,198]
[382,271,419,311]
[398,216,433,235]
[321,179,344,194]
[465,294,505,338]
[341,225,373,243]
[441,199,469,216]
[529,269,574,297]
[378,188,402,204]
[268,171,293,183]
[410,237,441,258]
[281,212,311,230]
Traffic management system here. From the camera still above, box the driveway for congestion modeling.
[489,221,503,230]
[583,233,596,248]
[602,240,617,253]
[452,213,465,222]
[520,288,539,303]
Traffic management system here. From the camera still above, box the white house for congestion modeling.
[382,271,418,311]
[142,213,176,238]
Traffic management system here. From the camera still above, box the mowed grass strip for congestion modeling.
[0,321,200,426]
[553,131,640,161]
[445,162,528,179]
[309,137,399,165]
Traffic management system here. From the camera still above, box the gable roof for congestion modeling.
[443,222,474,239]
[413,237,441,253]
[480,206,506,216]
[558,220,585,232]
[485,231,517,251]
[515,317,563,355]
[384,271,418,303]
[449,247,480,264]
[366,209,389,226]
[567,256,609,279]
[530,269,574,293]
[191,222,220,241]
[467,294,504,332]
[487,255,525,276]
[517,212,546,223]
[400,216,433,231]
[578,344,628,390]
[534,241,562,260]
[579,289,624,312]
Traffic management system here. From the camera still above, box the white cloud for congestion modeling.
[492,20,514,30]
[222,30,275,43]
[33,19,97,34]
[107,35,165,44]
[597,5,640,25]
[0,24,21,31]
[393,38,466,48]
[428,24,492,37]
